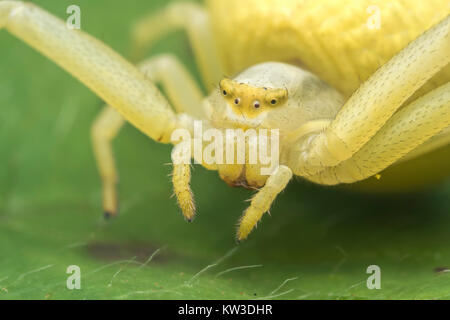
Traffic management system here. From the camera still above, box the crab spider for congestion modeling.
[1,1,449,241]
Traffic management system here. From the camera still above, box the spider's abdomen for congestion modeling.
[208,0,450,98]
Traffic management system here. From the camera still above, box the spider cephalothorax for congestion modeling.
[207,62,343,134]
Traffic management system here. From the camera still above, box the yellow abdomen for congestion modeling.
[208,0,450,97]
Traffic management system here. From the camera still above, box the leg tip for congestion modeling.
[103,211,116,219]
[235,233,246,244]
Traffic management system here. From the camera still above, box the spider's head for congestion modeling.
[206,64,291,129]
[205,62,343,132]
[218,78,288,125]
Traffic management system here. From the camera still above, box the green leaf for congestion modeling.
[1,0,449,300]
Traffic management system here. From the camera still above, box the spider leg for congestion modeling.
[171,141,196,222]
[305,82,450,185]
[91,55,206,217]
[237,166,292,241]
[130,1,224,90]
[399,126,450,163]
[298,15,450,175]
[139,54,205,118]
[0,1,183,143]
[91,107,124,217]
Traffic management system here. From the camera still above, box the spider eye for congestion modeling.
[234,98,240,105]
[253,101,261,109]
[271,99,277,105]
[222,90,227,96]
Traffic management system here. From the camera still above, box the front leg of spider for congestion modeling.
[237,166,292,242]
[171,141,196,222]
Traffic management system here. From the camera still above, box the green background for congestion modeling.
[0,0,449,299]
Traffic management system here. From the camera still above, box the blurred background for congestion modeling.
[0,0,449,299]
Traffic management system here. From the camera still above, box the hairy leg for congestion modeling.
[305,82,450,185]
[171,141,195,222]
[130,1,224,90]
[399,126,450,162]
[299,15,450,175]
[237,166,292,241]
[91,55,205,216]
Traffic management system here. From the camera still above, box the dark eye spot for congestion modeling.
[253,101,260,109]
[234,98,240,105]
[222,90,227,96]
[271,99,277,105]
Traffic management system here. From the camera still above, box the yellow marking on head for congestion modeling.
[219,78,288,118]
